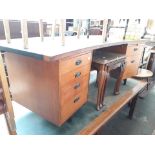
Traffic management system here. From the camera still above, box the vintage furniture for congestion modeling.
[0,37,145,126]
[133,68,153,97]
[0,20,47,40]
[136,49,155,97]
[4,50,92,126]
[92,50,126,110]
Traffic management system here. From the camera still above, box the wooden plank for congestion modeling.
[77,19,82,39]
[3,20,11,43]
[21,19,28,49]
[39,19,44,42]
[102,19,108,43]
[78,80,147,135]
[60,19,65,46]
[51,20,56,40]
[0,53,16,135]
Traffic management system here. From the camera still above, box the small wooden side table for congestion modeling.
[92,51,126,110]
[133,68,153,97]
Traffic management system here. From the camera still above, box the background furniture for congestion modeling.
[0,20,47,40]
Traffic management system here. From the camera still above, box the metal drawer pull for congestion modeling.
[133,48,138,51]
[74,83,80,89]
[131,60,135,63]
[75,60,82,66]
[74,97,80,103]
[75,72,81,78]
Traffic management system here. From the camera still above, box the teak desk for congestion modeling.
[0,36,146,126]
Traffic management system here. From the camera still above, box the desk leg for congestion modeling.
[96,65,108,110]
[128,95,138,119]
[114,62,126,95]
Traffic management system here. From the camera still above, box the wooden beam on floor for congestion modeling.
[78,80,147,135]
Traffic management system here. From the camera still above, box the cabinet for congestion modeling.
[4,51,92,126]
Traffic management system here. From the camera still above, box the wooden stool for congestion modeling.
[92,51,126,110]
[133,68,153,83]
[133,68,153,95]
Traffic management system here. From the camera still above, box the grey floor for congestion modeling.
[13,71,155,135]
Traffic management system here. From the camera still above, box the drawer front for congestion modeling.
[123,54,142,79]
[126,44,142,57]
[61,74,89,101]
[60,64,91,86]
[60,90,88,124]
[60,52,92,75]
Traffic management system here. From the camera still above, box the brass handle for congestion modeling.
[131,60,135,63]
[75,60,82,66]
[75,72,81,78]
[74,97,80,103]
[74,83,80,89]
[133,48,138,51]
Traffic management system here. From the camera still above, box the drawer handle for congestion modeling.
[134,48,138,51]
[75,60,82,66]
[74,83,80,89]
[74,97,80,103]
[75,72,81,78]
[131,60,135,63]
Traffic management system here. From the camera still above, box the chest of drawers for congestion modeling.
[4,51,92,126]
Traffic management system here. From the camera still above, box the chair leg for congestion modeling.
[123,79,127,85]
[128,95,138,119]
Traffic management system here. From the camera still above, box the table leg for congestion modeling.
[123,79,127,85]
[128,95,138,119]
[96,65,109,110]
[114,62,126,95]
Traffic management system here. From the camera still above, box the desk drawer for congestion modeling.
[123,54,142,79]
[60,52,92,75]
[60,64,91,86]
[61,74,89,101]
[60,90,88,124]
[126,44,141,56]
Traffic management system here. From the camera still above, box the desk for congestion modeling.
[0,36,146,126]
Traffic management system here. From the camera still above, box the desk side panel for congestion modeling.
[5,52,60,125]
